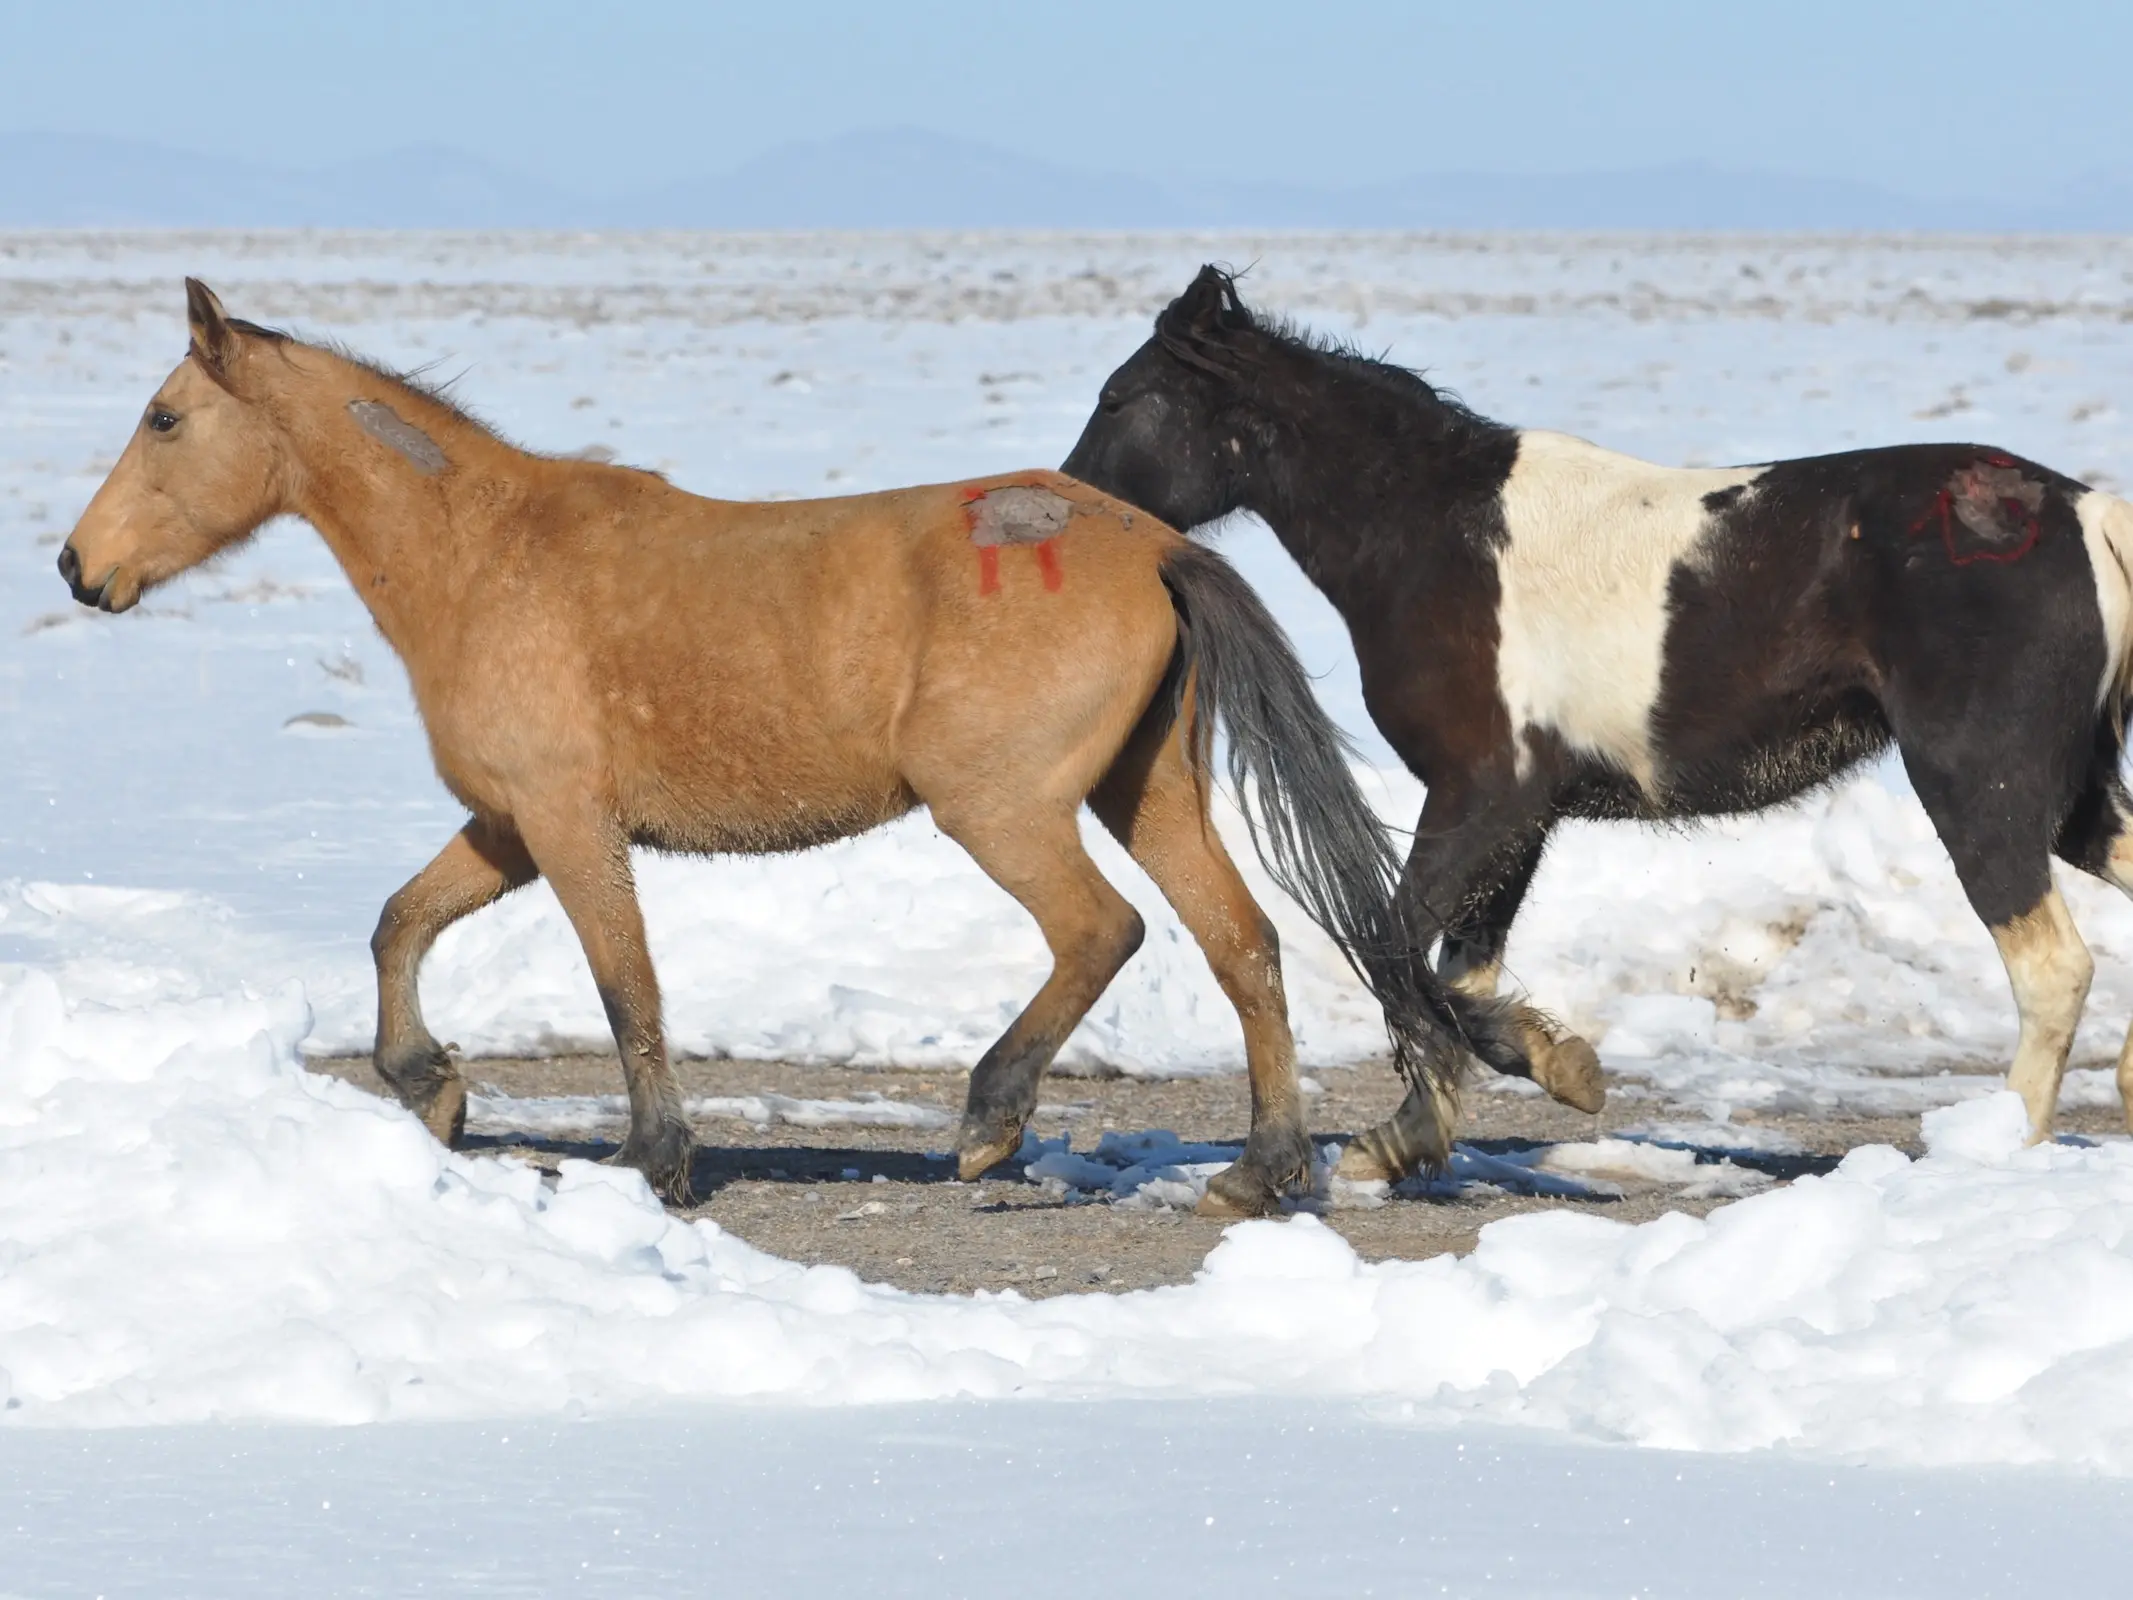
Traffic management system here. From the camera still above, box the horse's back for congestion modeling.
[499,466,1189,847]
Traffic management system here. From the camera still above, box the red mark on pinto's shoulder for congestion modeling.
[1036,538,1063,592]
[977,546,1000,595]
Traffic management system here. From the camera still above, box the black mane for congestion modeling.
[1157,266,1506,437]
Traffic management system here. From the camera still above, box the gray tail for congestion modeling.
[1157,540,1535,1101]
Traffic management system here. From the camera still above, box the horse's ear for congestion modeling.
[185,277,237,374]
[1176,264,1235,332]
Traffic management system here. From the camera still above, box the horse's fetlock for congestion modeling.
[615,1116,696,1207]
[1197,1158,1286,1218]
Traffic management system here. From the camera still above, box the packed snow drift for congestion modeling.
[8,965,2133,1473]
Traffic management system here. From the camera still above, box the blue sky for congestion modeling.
[5,0,2127,196]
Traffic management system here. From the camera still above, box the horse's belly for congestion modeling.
[624,762,920,857]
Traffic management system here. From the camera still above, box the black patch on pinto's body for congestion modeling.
[1063,263,2131,1003]
[1651,444,2108,924]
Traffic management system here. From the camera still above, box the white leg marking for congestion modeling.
[1445,953,1502,999]
[1991,886,2093,1141]
[1493,431,1762,794]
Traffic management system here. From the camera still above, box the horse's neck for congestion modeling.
[270,364,495,663]
[1249,410,1503,603]
[1247,432,1420,595]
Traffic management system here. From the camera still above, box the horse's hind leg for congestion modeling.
[2056,768,2133,1127]
[1904,746,2092,1142]
[935,805,1147,1181]
[372,817,538,1144]
[1091,718,1311,1218]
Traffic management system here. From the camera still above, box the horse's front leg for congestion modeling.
[516,803,696,1205]
[373,817,538,1144]
[1339,793,1599,1184]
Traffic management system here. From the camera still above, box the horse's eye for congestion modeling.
[1099,390,1125,415]
[146,408,179,434]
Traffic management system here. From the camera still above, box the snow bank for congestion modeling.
[10,968,2133,1471]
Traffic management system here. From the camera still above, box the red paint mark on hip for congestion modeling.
[1035,538,1063,592]
[977,546,1000,595]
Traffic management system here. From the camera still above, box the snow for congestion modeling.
[11,232,2133,1493]
[6,1401,2128,1599]
[9,964,2133,1475]
[467,1088,953,1138]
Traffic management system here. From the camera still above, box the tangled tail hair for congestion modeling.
[1157,540,1535,1102]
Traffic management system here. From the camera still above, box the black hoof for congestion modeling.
[375,1040,466,1146]
[614,1117,697,1208]
[1198,1161,1283,1218]
[1199,1124,1313,1217]
[955,1113,1027,1182]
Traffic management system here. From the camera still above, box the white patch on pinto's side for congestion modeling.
[1492,430,1762,794]
[2075,489,2133,709]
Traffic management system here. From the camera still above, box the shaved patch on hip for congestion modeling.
[964,485,1073,546]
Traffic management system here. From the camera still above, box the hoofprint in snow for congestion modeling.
[10,234,2133,1468]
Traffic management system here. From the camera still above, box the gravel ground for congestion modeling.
[311,1053,2119,1299]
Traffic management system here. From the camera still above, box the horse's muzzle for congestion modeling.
[57,543,117,611]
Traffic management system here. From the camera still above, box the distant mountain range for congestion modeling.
[4,126,2129,231]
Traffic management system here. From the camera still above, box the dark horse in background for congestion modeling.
[1064,264,2133,1182]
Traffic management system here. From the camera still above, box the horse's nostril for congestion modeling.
[56,544,80,587]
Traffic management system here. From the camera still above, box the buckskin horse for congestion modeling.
[57,279,1540,1213]
[1063,264,2133,1180]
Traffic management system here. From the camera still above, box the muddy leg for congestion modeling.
[1431,822,1604,1113]
[1434,825,1545,998]
[372,817,537,1145]
[935,806,1146,1182]
[1093,721,1310,1219]
[1339,801,1597,1184]
[517,807,694,1204]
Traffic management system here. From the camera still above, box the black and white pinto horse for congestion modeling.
[1063,265,2133,1182]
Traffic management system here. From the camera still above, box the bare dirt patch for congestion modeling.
[310,1053,2120,1300]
